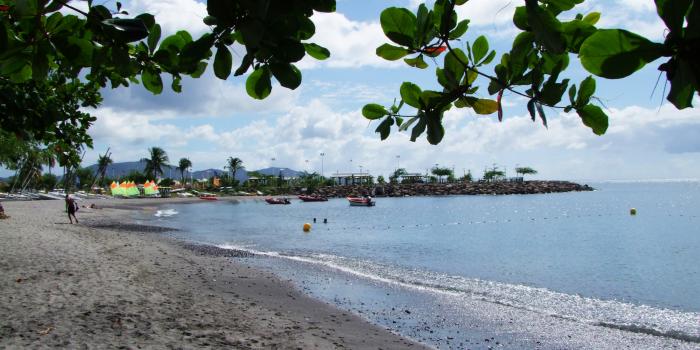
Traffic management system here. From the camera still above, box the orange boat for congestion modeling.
[298,195,328,202]
[265,197,291,204]
[347,196,375,207]
[199,194,218,200]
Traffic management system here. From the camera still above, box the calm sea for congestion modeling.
[137,182,700,349]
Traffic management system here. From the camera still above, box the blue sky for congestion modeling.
[7,0,700,181]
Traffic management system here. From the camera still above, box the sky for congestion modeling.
[9,0,700,181]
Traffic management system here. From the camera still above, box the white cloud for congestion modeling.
[455,0,516,27]
[86,95,700,181]
[126,0,209,37]
[99,70,300,118]
[299,12,401,69]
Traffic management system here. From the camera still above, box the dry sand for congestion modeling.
[0,199,429,349]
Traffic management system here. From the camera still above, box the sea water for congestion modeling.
[140,182,700,349]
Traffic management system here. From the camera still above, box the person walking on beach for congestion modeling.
[65,194,79,224]
[0,202,7,219]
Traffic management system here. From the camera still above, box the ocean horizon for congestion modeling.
[137,181,700,349]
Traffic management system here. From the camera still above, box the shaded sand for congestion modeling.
[0,199,428,349]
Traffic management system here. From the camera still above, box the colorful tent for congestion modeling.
[144,180,158,196]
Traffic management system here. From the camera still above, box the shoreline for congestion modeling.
[0,199,429,349]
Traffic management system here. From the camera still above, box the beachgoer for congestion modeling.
[65,194,79,224]
[0,202,7,219]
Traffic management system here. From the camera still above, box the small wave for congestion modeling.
[155,209,178,217]
[211,245,700,343]
[596,322,700,344]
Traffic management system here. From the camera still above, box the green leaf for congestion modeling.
[171,75,182,93]
[399,116,418,131]
[312,0,336,12]
[444,48,468,83]
[160,33,187,52]
[404,55,428,69]
[577,104,608,135]
[481,51,496,66]
[190,62,207,78]
[147,24,161,54]
[142,68,163,94]
[568,84,577,105]
[425,111,444,145]
[213,45,232,80]
[526,2,566,54]
[410,117,427,141]
[579,29,666,79]
[362,104,389,120]
[304,43,331,60]
[246,67,272,100]
[375,117,395,140]
[31,52,49,80]
[380,7,417,47]
[102,18,149,42]
[270,63,302,90]
[543,0,583,11]
[687,2,700,39]
[513,6,529,31]
[400,82,422,108]
[16,0,38,17]
[471,98,499,115]
[449,19,469,40]
[576,76,595,106]
[472,35,489,63]
[207,0,236,24]
[234,53,254,76]
[527,99,537,121]
[582,12,601,25]
[666,58,695,109]
[655,0,692,33]
[45,1,64,12]
[376,43,410,61]
[535,102,547,128]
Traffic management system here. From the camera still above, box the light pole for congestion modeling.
[319,152,325,177]
[305,159,309,172]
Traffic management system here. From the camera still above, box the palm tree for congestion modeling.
[177,157,192,185]
[515,166,538,179]
[142,147,169,180]
[95,152,113,187]
[225,157,244,184]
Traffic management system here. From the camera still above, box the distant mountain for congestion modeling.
[81,162,302,182]
[254,167,303,178]
[191,168,230,180]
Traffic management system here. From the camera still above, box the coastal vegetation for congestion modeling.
[177,158,192,186]
[142,147,170,180]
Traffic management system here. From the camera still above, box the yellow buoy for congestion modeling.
[630,208,637,215]
[303,223,311,232]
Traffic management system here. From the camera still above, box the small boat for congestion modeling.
[199,194,218,200]
[298,195,328,202]
[347,196,375,207]
[265,197,291,205]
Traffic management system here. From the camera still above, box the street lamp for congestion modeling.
[320,152,325,177]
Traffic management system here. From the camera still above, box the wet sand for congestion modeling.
[0,199,428,349]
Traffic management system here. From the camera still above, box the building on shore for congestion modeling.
[330,172,373,186]
[397,173,426,183]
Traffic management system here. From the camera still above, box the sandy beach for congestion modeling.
[0,198,428,349]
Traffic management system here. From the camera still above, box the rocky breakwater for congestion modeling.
[313,181,593,198]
